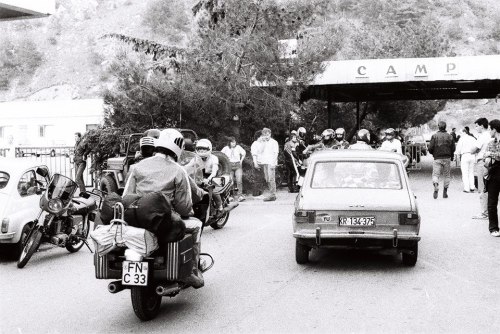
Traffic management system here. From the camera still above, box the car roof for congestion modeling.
[308,149,404,162]
[0,158,47,177]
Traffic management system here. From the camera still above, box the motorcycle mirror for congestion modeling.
[36,166,49,178]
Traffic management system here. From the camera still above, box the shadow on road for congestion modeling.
[308,248,410,272]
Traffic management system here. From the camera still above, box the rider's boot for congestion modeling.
[181,241,204,289]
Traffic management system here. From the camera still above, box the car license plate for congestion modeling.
[339,216,375,226]
[122,261,148,286]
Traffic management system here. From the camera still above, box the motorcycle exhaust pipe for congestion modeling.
[108,280,124,294]
[224,202,239,213]
[156,283,181,296]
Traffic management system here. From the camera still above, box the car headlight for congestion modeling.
[1,218,9,233]
[48,198,64,213]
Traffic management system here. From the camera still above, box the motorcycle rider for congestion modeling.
[134,136,155,163]
[350,129,373,150]
[334,128,350,149]
[379,128,402,154]
[123,129,206,288]
[303,129,336,154]
[186,139,224,212]
[284,132,301,192]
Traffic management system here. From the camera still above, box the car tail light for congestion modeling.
[1,218,9,233]
[295,210,315,223]
[399,213,420,225]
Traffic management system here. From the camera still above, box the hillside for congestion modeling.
[1,0,500,119]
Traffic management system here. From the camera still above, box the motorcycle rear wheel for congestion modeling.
[210,211,230,230]
[17,226,43,269]
[131,286,162,321]
[66,217,90,253]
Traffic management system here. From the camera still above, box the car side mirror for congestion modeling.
[211,177,225,187]
[36,167,49,178]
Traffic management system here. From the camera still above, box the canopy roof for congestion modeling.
[301,55,500,102]
[0,0,54,21]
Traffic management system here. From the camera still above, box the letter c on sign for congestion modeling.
[357,66,367,76]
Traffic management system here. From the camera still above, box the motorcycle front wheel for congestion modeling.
[17,226,43,269]
[131,286,162,321]
[210,211,230,230]
[66,217,90,253]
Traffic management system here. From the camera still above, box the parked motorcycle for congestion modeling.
[92,196,216,321]
[17,168,101,268]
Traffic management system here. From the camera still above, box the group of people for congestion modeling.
[429,118,500,237]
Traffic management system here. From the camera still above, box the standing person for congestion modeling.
[379,128,402,154]
[6,135,16,158]
[454,128,477,193]
[349,129,373,150]
[428,121,455,199]
[221,137,246,202]
[484,119,500,237]
[471,118,493,220]
[254,128,279,202]
[284,132,300,193]
[74,132,90,193]
[451,128,460,143]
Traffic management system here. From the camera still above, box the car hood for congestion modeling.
[299,188,413,211]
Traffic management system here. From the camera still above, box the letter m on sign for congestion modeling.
[415,65,428,77]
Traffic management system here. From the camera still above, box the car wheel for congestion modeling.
[295,240,310,264]
[402,243,418,266]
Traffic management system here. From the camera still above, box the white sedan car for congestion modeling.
[293,150,420,266]
[0,158,50,256]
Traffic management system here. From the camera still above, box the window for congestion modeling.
[17,170,37,197]
[36,169,48,188]
[311,161,402,190]
[39,125,46,137]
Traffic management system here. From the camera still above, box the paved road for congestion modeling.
[1,156,499,333]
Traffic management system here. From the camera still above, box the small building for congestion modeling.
[0,99,104,149]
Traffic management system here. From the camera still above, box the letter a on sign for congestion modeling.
[387,65,397,75]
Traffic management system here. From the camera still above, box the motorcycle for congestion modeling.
[92,191,217,321]
[17,168,102,269]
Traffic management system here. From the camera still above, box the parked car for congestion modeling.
[292,150,420,266]
[0,158,50,257]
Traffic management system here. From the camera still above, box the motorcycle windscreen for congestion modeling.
[47,174,78,205]
[179,151,204,184]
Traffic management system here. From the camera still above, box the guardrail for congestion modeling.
[0,146,94,187]
[402,144,424,170]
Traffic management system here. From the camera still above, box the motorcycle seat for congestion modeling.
[72,197,97,215]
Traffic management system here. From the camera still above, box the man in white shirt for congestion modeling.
[454,128,477,192]
[254,128,279,201]
[221,137,246,202]
[379,128,402,154]
[471,118,493,219]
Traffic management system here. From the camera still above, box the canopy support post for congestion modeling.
[356,101,360,130]
[327,100,333,128]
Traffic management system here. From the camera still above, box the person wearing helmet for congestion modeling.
[303,129,337,155]
[297,127,307,143]
[190,138,224,211]
[134,136,156,163]
[123,128,207,288]
[334,128,349,149]
[349,129,373,150]
[379,128,402,154]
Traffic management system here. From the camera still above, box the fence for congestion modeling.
[0,146,94,187]
[402,144,424,170]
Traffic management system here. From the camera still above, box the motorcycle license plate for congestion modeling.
[339,216,375,226]
[122,261,149,286]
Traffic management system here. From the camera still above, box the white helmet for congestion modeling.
[298,127,306,136]
[195,138,212,158]
[155,129,185,161]
[335,128,345,136]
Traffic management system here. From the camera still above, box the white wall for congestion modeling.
[0,99,104,148]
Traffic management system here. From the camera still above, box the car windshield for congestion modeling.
[0,171,9,189]
[310,161,402,190]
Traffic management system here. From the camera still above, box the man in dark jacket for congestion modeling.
[428,121,456,199]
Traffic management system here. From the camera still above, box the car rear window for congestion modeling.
[0,171,10,189]
[310,161,402,190]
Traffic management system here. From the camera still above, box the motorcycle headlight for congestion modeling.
[48,198,64,213]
